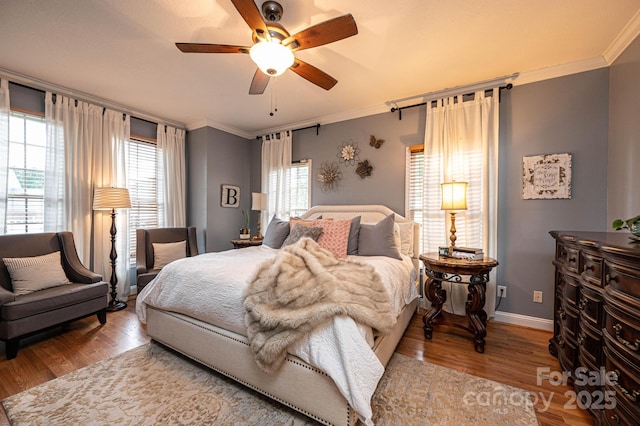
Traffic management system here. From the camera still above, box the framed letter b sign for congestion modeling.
[221,185,240,208]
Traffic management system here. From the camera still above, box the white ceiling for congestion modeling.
[1,0,640,138]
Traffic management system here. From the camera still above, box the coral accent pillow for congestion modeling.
[291,218,351,258]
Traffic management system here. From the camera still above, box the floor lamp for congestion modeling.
[441,181,467,248]
[251,192,267,241]
[93,187,131,312]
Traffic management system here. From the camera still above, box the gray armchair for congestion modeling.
[0,232,108,360]
[136,227,199,293]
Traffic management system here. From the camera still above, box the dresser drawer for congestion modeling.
[604,344,640,418]
[561,273,580,309]
[605,261,640,300]
[561,246,580,273]
[604,304,640,362]
[579,285,604,328]
[581,252,604,287]
[559,303,579,342]
[603,401,640,426]
[578,321,603,366]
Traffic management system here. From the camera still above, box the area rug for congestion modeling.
[2,343,538,425]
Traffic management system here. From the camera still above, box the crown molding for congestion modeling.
[252,103,389,138]
[186,118,254,139]
[0,67,187,130]
[603,8,640,64]
[511,56,609,87]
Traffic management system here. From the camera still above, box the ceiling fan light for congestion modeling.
[249,41,294,77]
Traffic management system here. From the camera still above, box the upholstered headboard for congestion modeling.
[300,204,421,265]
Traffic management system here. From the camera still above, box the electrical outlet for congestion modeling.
[533,291,543,303]
[497,285,507,298]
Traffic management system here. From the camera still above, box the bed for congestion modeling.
[136,205,420,426]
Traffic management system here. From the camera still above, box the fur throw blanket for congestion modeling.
[243,238,396,373]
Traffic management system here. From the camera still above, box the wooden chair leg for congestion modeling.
[5,338,19,360]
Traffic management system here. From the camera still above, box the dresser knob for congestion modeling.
[610,414,620,424]
[583,264,593,272]
[578,296,587,311]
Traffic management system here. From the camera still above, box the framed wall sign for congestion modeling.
[522,153,572,199]
[221,184,240,207]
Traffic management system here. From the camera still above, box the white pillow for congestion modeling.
[153,240,187,269]
[397,222,415,257]
[3,251,71,296]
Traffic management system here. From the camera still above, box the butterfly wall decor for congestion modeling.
[369,135,385,149]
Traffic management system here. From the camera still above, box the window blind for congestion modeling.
[126,137,158,262]
[5,111,46,234]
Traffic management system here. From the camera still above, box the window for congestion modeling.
[406,146,424,254]
[126,136,159,263]
[267,159,311,219]
[288,160,312,218]
[5,111,46,234]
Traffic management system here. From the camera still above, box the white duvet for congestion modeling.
[136,245,418,425]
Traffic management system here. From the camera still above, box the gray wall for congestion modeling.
[244,69,610,320]
[497,69,609,318]
[186,127,252,253]
[608,35,640,224]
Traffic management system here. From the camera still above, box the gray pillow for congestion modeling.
[263,215,290,248]
[347,216,361,255]
[281,224,323,247]
[357,213,402,260]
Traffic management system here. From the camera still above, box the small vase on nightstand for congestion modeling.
[239,228,250,240]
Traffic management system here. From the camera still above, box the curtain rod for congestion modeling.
[0,67,186,130]
[390,84,513,120]
[386,73,518,120]
[256,123,320,139]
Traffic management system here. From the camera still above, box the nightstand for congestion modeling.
[230,239,263,249]
[419,253,498,353]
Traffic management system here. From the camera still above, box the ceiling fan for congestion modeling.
[176,0,358,95]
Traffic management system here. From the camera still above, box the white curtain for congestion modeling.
[44,93,103,264]
[422,89,499,317]
[157,124,186,227]
[0,80,9,230]
[261,130,292,225]
[93,110,131,301]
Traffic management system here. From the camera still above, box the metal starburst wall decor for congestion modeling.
[337,140,360,166]
[317,161,342,192]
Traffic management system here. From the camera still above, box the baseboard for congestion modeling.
[493,310,554,331]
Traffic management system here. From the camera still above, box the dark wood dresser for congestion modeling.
[550,231,640,425]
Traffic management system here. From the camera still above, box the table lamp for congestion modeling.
[251,192,267,241]
[93,187,131,311]
[441,181,467,247]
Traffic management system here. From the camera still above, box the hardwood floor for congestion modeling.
[0,301,594,425]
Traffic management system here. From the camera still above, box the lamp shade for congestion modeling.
[93,187,131,210]
[441,181,468,210]
[251,192,267,211]
[249,41,294,76]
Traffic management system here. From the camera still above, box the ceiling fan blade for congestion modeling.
[230,0,270,40]
[290,59,337,91]
[176,43,249,54]
[283,14,357,51]
[249,69,270,95]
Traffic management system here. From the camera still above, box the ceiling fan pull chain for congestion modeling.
[269,77,279,116]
